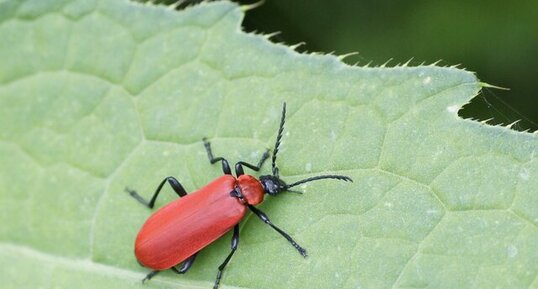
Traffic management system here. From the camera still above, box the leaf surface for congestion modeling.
[0,1,537,289]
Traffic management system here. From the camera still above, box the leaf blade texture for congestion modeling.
[0,1,537,288]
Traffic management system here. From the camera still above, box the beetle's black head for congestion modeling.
[259,175,288,196]
[260,103,353,197]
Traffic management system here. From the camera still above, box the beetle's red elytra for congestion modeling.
[126,103,352,289]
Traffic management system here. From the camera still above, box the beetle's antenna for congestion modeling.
[272,102,286,177]
[286,175,353,189]
[286,189,303,194]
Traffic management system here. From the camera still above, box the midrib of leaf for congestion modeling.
[0,242,247,289]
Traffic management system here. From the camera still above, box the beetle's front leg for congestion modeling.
[248,205,307,257]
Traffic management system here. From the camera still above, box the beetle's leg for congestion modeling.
[142,270,159,283]
[234,149,270,176]
[213,225,239,289]
[248,205,307,257]
[203,138,232,175]
[126,176,188,209]
[171,253,198,274]
[139,254,197,283]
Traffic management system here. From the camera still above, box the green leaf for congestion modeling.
[1,1,537,289]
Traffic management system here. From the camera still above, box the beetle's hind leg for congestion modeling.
[202,138,232,175]
[139,254,197,284]
[171,253,198,274]
[142,270,159,283]
[213,225,239,289]
[126,176,188,209]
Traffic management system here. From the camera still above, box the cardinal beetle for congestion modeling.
[126,103,352,288]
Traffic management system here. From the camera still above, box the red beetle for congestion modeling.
[126,103,352,288]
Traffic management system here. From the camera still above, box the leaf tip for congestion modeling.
[506,120,521,129]
[380,58,393,68]
[479,82,510,91]
[480,117,494,124]
[241,0,265,12]
[290,42,306,51]
[401,57,414,67]
[168,0,183,10]
[264,31,282,40]
[337,51,359,61]
[430,59,443,66]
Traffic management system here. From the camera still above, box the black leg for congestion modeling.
[203,138,232,175]
[171,253,198,274]
[213,225,239,289]
[234,149,270,176]
[248,205,307,257]
[141,251,198,284]
[126,176,188,209]
[142,270,159,283]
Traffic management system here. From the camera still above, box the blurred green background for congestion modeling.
[158,0,538,131]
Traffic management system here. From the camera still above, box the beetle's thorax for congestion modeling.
[236,175,264,206]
